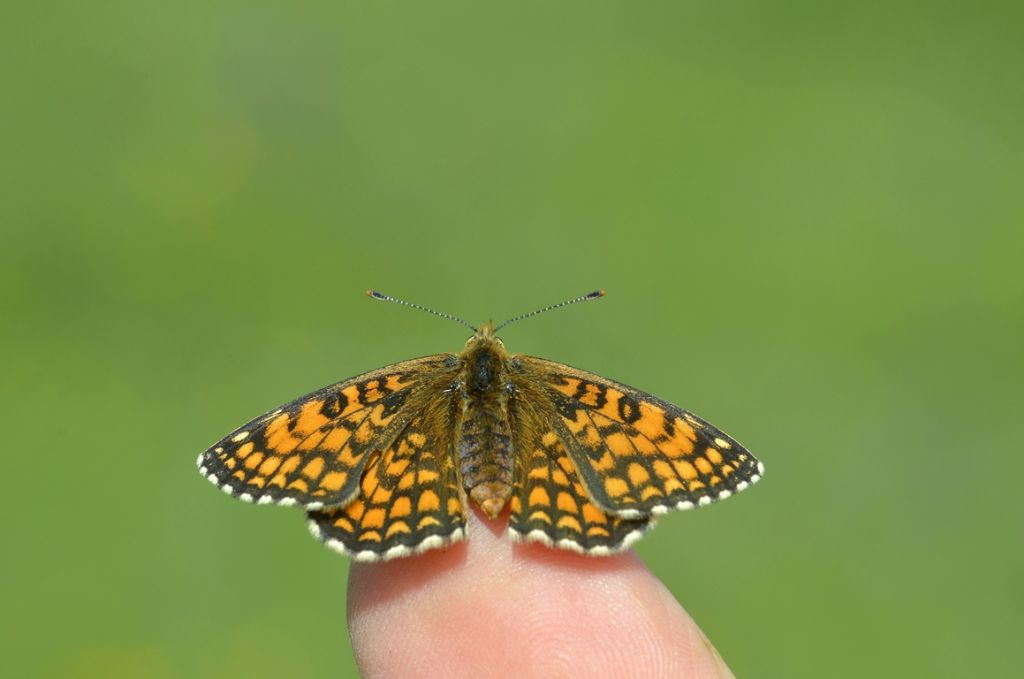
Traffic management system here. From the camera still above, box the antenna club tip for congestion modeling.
[592,289,607,298]
[367,289,383,299]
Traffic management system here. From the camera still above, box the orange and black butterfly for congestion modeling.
[197,291,763,561]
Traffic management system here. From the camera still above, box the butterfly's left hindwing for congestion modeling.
[307,413,467,561]
[197,355,457,510]
[515,357,764,519]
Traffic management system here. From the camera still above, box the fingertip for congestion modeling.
[347,512,733,678]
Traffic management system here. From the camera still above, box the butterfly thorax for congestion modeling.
[456,323,515,518]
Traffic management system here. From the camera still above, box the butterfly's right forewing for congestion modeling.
[516,356,763,519]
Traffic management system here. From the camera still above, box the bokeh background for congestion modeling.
[3,2,1021,677]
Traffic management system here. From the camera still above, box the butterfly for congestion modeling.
[197,290,763,561]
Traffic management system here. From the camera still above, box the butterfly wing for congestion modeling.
[507,398,651,554]
[197,354,459,510]
[307,411,466,561]
[514,357,763,519]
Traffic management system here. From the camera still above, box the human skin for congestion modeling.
[347,510,735,679]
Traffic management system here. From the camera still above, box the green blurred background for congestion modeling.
[3,1,1021,677]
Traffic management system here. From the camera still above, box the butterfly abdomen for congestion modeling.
[456,342,515,518]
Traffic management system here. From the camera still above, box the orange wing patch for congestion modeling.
[197,355,456,510]
[521,358,763,518]
[307,417,466,560]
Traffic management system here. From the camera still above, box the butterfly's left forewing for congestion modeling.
[197,355,458,510]
[515,356,763,519]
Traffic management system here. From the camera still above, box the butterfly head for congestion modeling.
[465,320,504,347]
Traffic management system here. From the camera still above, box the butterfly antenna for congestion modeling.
[367,290,477,331]
[495,289,606,331]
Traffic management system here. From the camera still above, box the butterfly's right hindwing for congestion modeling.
[508,401,652,555]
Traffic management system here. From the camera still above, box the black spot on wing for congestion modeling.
[617,394,640,423]
[319,390,347,418]
[553,392,579,420]
[380,389,409,418]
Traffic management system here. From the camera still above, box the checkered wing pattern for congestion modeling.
[520,357,764,519]
[307,413,466,561]
[197,355,457,510]
[508,410,651,554]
